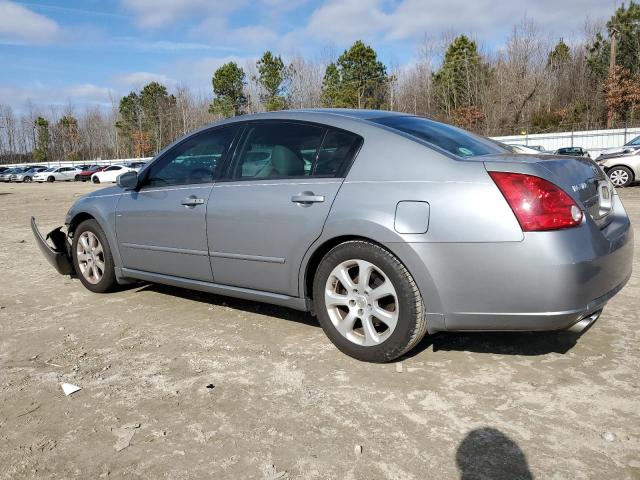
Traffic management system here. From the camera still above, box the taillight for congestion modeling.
[489,171,583,231]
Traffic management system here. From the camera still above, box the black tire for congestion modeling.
[74,174,81,181]
[312,240,427,362]
[71,219,117,293]
[24,176,32,183]
[607,166,634,188]
[92,176,100,184]
[47,176,55,182]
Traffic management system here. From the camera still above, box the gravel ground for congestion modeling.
[0,181,639,479]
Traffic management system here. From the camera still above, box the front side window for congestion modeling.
[370,115,507,158]
[106,166,121,172]
[232,123,325,179]
[145,126,238,187]
[626,136,640,146]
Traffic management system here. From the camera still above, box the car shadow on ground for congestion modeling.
[133,283,319,329]
[130,282,585,358]
[456,427,534,480]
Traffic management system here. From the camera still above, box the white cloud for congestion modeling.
[120,0,241,28]
[302,0,618,45]
[0,83,114,110]
[0,1,60,44]
[113,72,178,88]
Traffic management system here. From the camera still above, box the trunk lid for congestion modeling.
[482,153,613,229]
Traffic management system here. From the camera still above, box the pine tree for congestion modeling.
[209,62,248,118]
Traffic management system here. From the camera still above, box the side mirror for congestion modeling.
[117,171,138,190]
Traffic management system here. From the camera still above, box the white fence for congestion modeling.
[492,126,640,158]
[1,157,153,168]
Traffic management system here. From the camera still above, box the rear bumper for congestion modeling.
[31,217,75,276]
[390,194,633,332]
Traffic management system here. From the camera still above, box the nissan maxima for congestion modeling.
[32,109,633,362]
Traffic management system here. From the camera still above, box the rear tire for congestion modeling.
[47,176,55,182]
[24,176,32,183]
[74,174,81,181]
[312,240,427,362]
[92,176,100,184]
[71,219,117,293]
[607,166,633,188]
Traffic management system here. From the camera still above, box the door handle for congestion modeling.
[291,192,325,204]
[181,196,205,207]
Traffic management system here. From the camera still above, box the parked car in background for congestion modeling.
[507,144,547,155]
[599,135,640,157]
[555,147,591,158]
[0,166,9,174]
[91,164,135,183]
[32,109,633,362]
[0,167,20,182]
[596,148,640,187]
[124,161,148,171]
[11,167,47,182]
[76,165,106,182]
[33,166,81,182]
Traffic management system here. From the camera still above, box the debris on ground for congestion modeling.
[395,362,403,373]
[601,431,617,442]
[112,423,141,452]
[206,384,215,389]
[60,383,81,396]
[354,444,363,455]
[262,464,288,479]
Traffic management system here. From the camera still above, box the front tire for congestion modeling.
[92,176,100,184]
[47,176,55,182]
[312,240,427,362]
[72,219,117,293]
[24,176,32,183]
[608,166,633,188]
[74,174,81,181]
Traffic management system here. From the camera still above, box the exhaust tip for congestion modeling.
[566,310,602,334]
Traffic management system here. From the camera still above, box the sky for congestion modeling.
[0,0,621,112]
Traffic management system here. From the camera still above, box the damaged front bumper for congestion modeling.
[31,217,75,276]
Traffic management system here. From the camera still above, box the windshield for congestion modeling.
[370,115,508,158]
[43,167,56,172]
[626,136,640,146]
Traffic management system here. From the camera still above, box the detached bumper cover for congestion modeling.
[31,217,74,275]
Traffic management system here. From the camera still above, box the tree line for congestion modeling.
[1,1,639,164]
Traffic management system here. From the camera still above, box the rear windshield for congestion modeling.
[370,115,507,158]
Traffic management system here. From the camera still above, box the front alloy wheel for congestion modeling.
[72,219,117,293]
[76,231,105,285]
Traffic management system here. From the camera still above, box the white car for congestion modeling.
[33,166,81,182]
[91,164,135,184]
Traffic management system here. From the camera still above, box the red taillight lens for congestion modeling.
[489,171,583,231]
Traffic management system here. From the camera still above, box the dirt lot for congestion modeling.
[0,181,639,479]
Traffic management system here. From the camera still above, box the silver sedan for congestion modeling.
[33,109,633,362]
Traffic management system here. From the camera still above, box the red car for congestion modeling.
[76,165,107,182]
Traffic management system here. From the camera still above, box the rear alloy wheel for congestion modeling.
[72,219,117,293]
[23,176,32,183]
[608,166,633,188]
[47,176,55,182]
[313,240,427,362]
[92,176,100,184]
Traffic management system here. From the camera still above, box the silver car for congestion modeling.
[596,149,640,188]
[32,109,633,362]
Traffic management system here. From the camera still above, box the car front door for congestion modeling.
[207,122,362,296]
[116,125,240,282]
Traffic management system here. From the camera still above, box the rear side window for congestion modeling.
[313,129,362,177]
[232,122,325,179]
[370,115,507,158]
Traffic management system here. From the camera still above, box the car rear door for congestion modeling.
[116,125,240,282]
[207,121,362,296]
